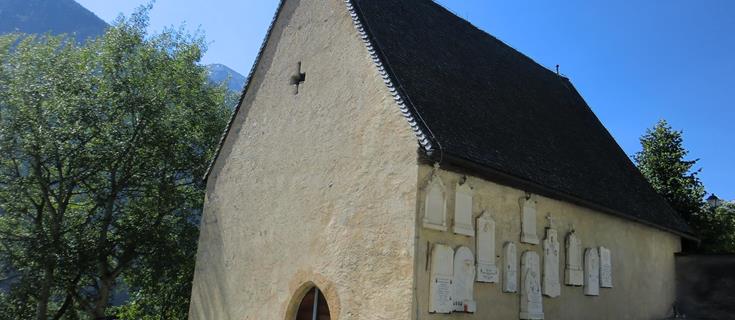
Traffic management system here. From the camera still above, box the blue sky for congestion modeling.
[76,0,734,200]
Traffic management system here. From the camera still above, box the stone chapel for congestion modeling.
[189,0,695,319]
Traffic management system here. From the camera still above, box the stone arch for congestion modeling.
[285,276,340,320]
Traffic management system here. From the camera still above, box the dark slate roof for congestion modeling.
[350,0,692,237]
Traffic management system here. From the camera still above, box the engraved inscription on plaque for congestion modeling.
[429,244,454,313]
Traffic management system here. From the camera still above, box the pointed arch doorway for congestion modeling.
[295,287,331,320]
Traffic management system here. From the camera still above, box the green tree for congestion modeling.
[634,120,735,253]
[634,120,706,221]
[0,6,230,319]
[696,202,735,253]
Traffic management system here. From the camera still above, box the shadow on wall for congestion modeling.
[674,254,735,319]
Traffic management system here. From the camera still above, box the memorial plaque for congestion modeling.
[520,251,544,320]
[423,173,447,231]
[564,229,584,286]
[476,212,498,283]
[503,242,518,293]
[542,228,561,298]
[584,248,600,296]
[453,182,475,236]
[453,246,476,313]
[520,196,539,244]
[599,246,612,288]
[430,244,454,313]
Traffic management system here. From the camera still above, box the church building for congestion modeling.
[189,0,694,319]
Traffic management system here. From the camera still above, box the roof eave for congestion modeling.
[423,151,698,241]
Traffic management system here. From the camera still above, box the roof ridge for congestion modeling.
[425,0,568,80]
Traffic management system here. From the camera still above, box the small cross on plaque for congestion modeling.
[546,213,554,228]
[290,62,306,94]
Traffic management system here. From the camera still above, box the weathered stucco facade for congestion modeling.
[414,165,681,320]
[190,0,684,319]
[189,0,419,319]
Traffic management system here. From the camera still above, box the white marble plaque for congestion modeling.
[423,173,447,231]
[599,246,612,288]
[542,228,561,298]
[503,242,518,293]
[476,212,498,283]
[452,246,476,313]
[453,182,474,236]
[429,244,454,313]
[564,230,583,286]
[584,248,600,296]
[521,251,544,320]
[520,196,539,244]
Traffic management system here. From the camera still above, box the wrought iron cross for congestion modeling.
[290,62,306,94]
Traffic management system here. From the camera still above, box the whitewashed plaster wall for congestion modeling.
[188,0,419,318]
[414,164,681,320]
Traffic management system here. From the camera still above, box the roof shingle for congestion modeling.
[351,0,692,236]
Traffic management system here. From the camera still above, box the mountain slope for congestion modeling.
[0,0,108,42]
[206,64,246,93]
[0,0,245,92]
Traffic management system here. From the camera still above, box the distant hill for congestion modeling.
[206,64,246,93]
[0,0,108,42]
[0,0,245,92]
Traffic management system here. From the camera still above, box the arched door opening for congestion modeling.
[295,287,331,320]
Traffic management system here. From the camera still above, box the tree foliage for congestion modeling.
[695,202,735,253]
[635,120,734,253]
[634,120,706,221]
[0,7,230,319]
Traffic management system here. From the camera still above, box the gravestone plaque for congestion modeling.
[565,229,584,286]
[453,246,477,313]
[520,251,544,320]
[599,246,612,288]
[520,196,539,244]
[476,212,499,283]
[423,173,447,231]
[454,181,474,236]
[503,242,518,293]
[584,248,600,296]
[542,227,561,298]
[430,244,454,313]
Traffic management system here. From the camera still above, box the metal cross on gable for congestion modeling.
[290,61,306,94]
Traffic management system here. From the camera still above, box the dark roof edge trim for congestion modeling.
[203,0,288,182]
[428,152,698,241]
[345,0,437,154]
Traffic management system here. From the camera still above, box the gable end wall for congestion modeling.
[189,0,420,319]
